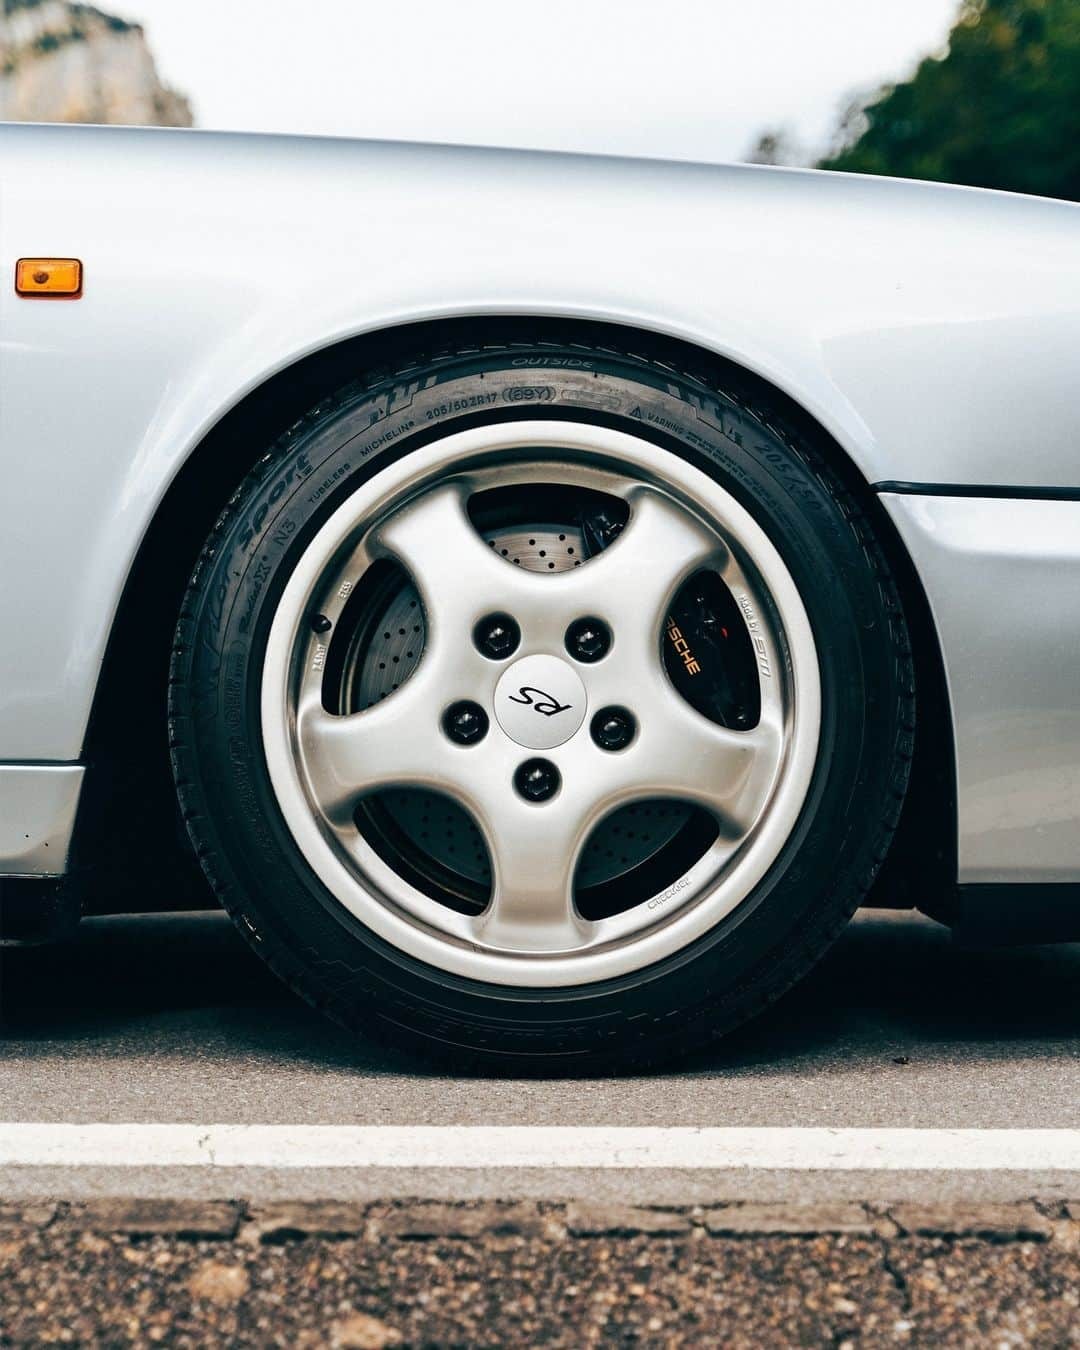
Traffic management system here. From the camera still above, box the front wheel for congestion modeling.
[170,338,913,1069]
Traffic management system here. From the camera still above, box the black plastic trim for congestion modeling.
[950,882,1080,948]
[875,481,1080,502]
[0,878,81,946]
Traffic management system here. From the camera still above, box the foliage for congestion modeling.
[745,127,807,166]
[819,0,1080,200]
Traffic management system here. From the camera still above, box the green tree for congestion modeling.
[819,0,1080,200]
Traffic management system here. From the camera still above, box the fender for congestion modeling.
[0,124,1077,783]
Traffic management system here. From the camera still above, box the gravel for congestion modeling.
[1,1200,1078,1347]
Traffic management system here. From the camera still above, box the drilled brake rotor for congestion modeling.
[345,522,691,896]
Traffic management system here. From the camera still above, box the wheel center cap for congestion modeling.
[494,654,588,750]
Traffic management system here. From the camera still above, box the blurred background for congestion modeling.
[1,0,1077,200]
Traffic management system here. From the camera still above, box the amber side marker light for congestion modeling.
[15,258,83,298]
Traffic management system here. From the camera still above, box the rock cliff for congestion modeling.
[0,0,192,126]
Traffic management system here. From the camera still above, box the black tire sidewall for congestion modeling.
[173,344,906,1064]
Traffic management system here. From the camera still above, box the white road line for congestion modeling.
[0,1125,1078,1171]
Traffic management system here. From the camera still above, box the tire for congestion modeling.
[169,335,913,1071]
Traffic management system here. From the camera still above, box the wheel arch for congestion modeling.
[74,314,956,915]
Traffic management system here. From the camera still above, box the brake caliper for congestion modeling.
[664,575,761,729]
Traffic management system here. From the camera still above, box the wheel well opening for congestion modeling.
[75,315,956,915]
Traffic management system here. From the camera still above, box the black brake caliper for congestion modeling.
[663,573,761,730]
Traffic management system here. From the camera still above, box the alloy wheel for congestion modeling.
[261,421,820,987]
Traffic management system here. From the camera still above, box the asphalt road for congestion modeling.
[1,908,1078,1204]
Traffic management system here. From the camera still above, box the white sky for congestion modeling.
[110,0,959,162]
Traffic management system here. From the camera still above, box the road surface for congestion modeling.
[2,908,1077,1205]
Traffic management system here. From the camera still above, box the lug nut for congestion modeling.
[591,707,636,752]
[514,758,561,802]
[443,700,489,745]
[565,616,611,663]
[474,612,521,661]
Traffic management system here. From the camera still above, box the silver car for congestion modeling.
[2,123,1078,1068]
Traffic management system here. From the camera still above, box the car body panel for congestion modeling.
[883,494,1080,884]
[1,123,1078,887]
[0,765,83,875]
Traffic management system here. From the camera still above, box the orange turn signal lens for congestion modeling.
[16,258,83,298]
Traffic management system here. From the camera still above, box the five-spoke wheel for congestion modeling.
[261,422,819,984]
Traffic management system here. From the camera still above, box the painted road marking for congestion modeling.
[0,1125,1078,1171]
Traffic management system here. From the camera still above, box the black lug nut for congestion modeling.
[514,758,561,802]
[443,700,489,745]
[565,616,611,664]
[474,612,521,661]
[591,707,637,752]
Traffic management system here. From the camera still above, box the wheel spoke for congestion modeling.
[296,681,452,824]
[372,481,529,643]
[470,795,594,953]
[591,681,784,839]
[649,706,783,834]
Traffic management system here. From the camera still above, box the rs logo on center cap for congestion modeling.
[507,686,573,717]
[494,655,588,750]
